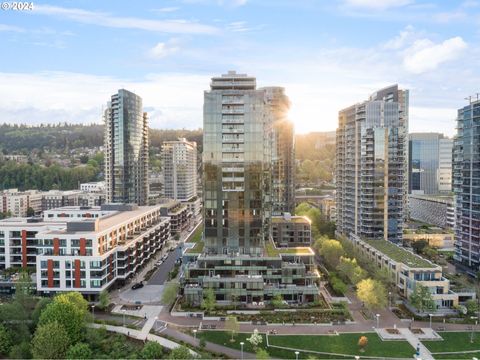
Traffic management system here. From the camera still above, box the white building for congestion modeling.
[0,204,171,299]
[161,138,198,202]
[0,189,43,217]
[80,181,105,193]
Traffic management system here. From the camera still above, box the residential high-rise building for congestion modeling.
[161,138,198,202]
[104,89,149,205]
[439,137,453,193]
[453,97,480,271]
[336,85,408,243]
[183,71,318,305]
[409,133,452,195]
[265,87,295,215]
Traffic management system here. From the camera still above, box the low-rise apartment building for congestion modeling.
[159,200,190,235]
[0,189,43,217]
[350,234,475,311]
[0,204,171,298]
[271,214,311,247]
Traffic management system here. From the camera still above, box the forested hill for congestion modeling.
[0,124,203,153]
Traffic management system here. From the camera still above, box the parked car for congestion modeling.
[162,254,168,261]
[156,260,163,266]
[131,282,144,290]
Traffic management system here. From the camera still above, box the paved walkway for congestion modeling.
[90,323,197,356]
[398,328,434,360]
[162,326,256,359]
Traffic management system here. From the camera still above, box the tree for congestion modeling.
[199,338,206,349]
[168,346,191,359]
[411,239,429,254]
[337,257,366,285]
[356,279,387,310]
[225,316,240,341]
[247,329,263,348]
[162,281,180,306]
[466,299,478,315]
[0,324,12,356]
[141,341,163,359]
[271,294,284,309]
[32,322,70,359]
[409,284,435,313]
[201,288,216,313]
[319,239,345,269]
[256,349,270,359]
[8,342,32,359]
[98,290,110,310]
[66,343,93,359]
[358,336,368,352]
[26,207,35,217]
[39,292,89,344]
[31,297,52,326]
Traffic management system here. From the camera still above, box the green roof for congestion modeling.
[265,240,313,257]
[365,240,436,268]
[271,216,310,224]
[185,241,204,254]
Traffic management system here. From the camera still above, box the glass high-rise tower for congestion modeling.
[336,85,408,243]
[409,133,452,195]
[183,71,318,306]
[104,89,149,205]
[453,97,480,271]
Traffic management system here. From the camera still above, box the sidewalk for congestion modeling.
[398,328,434,360]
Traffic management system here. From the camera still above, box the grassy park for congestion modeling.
[197,331,416,359]
[423,331,480,359]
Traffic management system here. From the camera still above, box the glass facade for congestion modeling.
[104,89,149,205]
[336,85,408,243]
[453,99,480,270]
[409,133,451,195]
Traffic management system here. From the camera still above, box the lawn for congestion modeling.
[186,224,203,243]
[197,331,416,359]
[423,331,480,354]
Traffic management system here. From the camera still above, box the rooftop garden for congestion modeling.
[186,224,203,243]
[365,240,435,268]
[265,240,313,257]
[271,216,310,224]
[185,241,204,254]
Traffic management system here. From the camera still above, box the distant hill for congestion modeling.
[0,123,203,153]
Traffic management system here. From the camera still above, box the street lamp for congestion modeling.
[295,351,299,360]
[388,291,392,308]
[240,342,244,360]
[470,318,478,343]
[429,314,433,329]
[91,305,95,321]
[193,329,197,340]
[375,314,380,329]
[122,309,126,327]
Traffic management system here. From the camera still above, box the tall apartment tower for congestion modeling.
[336,85,409,243]
[203,71,270,254]
[162,138,197,202]
[104,89,149,205]
[264,87,295,215]
[409,133,452,195]
[183,71,318,305]
[453,97,480,271]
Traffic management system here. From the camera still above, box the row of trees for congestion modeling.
[0,159,101,191]
[315,237,388,310]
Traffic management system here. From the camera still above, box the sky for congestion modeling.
[0,0,479,135]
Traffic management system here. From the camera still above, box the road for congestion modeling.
[148,248,181,285]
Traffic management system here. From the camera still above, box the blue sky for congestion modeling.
[0,0,478,134]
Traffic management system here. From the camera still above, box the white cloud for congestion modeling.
[0,71,208,129]
[383,25,416,50]
[343,0,413,10]
[149,39,180,59]
[403,36,467,74]
[33,5,219,35]
[0,24,25,32]
[151,7,180,13]
[433,11,466,23]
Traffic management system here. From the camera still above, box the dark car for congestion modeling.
[131,282,144,290]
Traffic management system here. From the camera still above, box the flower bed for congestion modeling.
[411,328,424,335]
[230,308,352,324]
[386,328,400,334]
